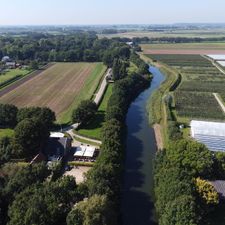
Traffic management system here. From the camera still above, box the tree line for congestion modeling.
[154,139,225,225]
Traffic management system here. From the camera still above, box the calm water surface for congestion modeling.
[121,66,165,225]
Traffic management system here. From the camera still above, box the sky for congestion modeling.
[1,0,225,25]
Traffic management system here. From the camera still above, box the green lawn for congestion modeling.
[0,68,31,86]
[77,84,113,140]
[0,129,14,138]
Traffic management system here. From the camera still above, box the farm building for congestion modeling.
[190,120,225,152]
[210,180,225,200]
[44,137,72,161]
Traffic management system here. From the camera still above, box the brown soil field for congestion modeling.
[141,43,225,55]
[143,49,225,55]
[0,63,106,123]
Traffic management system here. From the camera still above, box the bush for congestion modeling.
[72,100,97,125]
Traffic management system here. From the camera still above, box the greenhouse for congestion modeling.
[191,120,225,152]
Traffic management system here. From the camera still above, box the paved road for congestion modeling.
[94,68,112,105]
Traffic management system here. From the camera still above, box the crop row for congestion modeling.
[174,91,225,120]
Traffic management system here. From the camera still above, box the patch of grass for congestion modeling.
[0,68,31,87]
[0,129,14,138]
[77,84,113,140]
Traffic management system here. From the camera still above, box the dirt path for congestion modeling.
[213,93,225,114]
[153,124,163,150]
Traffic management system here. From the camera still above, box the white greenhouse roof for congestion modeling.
[190,120,225,152]
[50,132,64,138]
[74,146,86,156]
[217,61,225,67]
[83,146,95,157]
[207,55,225,60]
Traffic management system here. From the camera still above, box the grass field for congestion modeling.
[77,84,113,140]
[0,68,31,87]
[0,63,106,124]
[141,43,225,55]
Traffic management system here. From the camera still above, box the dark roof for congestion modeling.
[44,137,71,157]
[210,180,225,198]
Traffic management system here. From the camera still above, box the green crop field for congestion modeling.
[77,84,113,140]
[146,54,225,121]
[0,63,106,124]
[0,68,31,87]
[174,91,224,121]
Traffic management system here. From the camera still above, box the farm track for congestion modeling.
[0,63,54,98]
[213,93,225,114]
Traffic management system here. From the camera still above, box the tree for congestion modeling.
[29,61,39,70]
[0,137,13,164]
[160,195,198,225]
[4,163,50,200]
[7,176,80,225]
[72,100,97,125]
[17,107,56,129]
[67,195,116,225]
[195,177,219,205]
[13,118,49,158]
[0,104,18,127]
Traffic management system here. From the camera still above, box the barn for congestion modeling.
[190,120,225,152]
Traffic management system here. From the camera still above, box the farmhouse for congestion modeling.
[44,137,72,161]
[190,120,225,152]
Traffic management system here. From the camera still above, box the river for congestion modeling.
[121,66,165,225]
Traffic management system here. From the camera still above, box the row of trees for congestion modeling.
[0,104,56,129]
[0,33,130,64]
[84,72,151,224]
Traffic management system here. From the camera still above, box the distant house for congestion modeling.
[44,137,72,161]
[1,56,10,62]
[210,180,225,200]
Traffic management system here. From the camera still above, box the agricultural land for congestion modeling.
[0,62,106,124]
[141,43,225,55]
[146,54,225,122]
